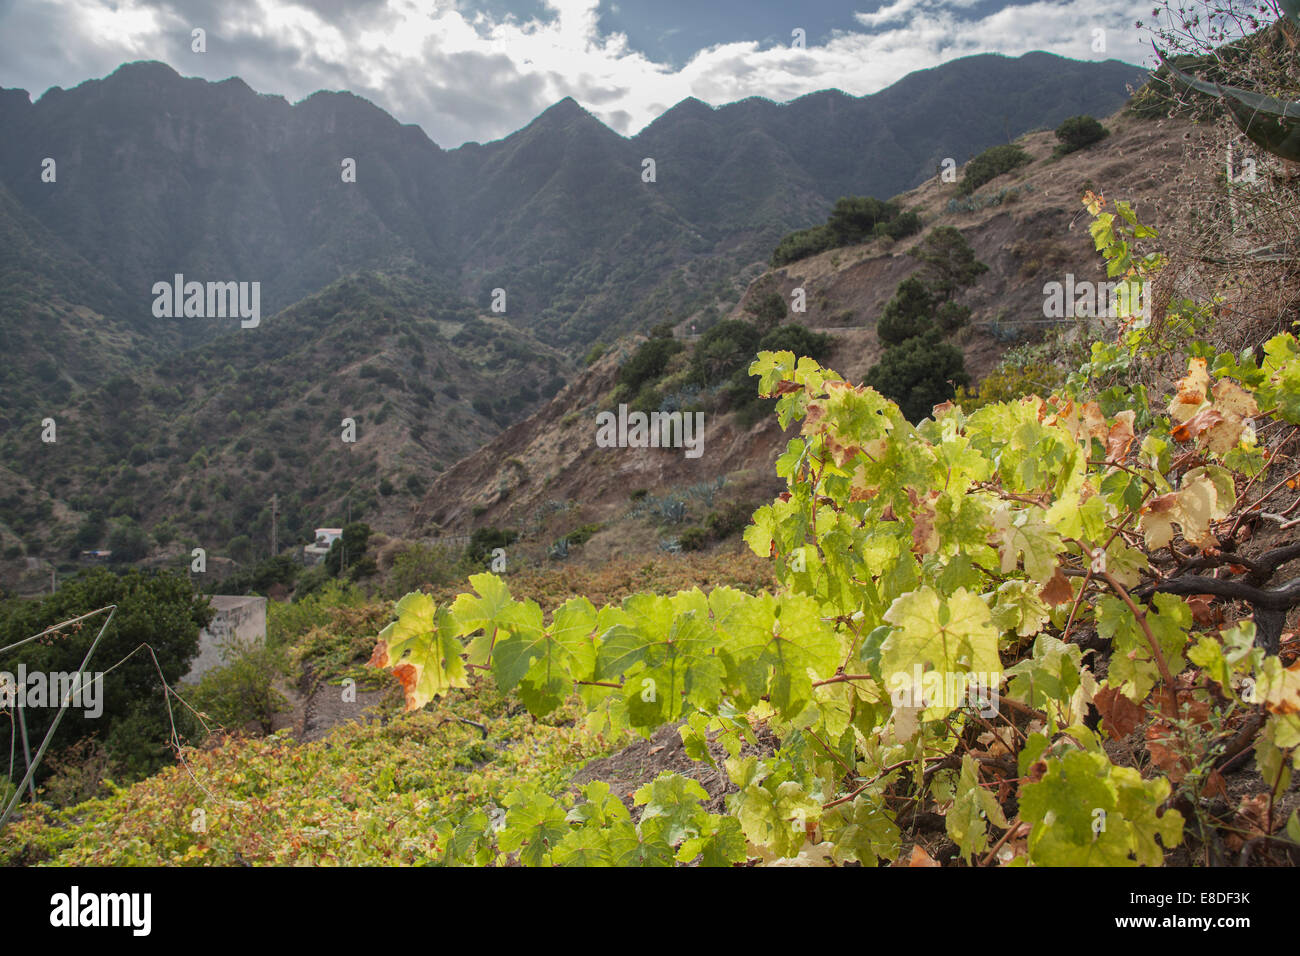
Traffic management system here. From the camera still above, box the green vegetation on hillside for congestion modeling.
[866,226,987,421]
[959,144,1032,195]
[1054,114,1110,155]
[0,569,212,789]
[771,196,921,267]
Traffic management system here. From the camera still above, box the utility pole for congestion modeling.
[270,493,279,557]
[342,494,351,574]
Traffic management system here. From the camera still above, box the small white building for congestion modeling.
[302,527,343,564]
[183,595,268,684]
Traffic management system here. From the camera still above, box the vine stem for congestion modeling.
[979,815,1024,867]
[812,673,874,688]
[1099,570,1177,705]
[822,755,946,809]
[1061,493,1149,645]
[806,728,853,777]
[1228,460,1300,539]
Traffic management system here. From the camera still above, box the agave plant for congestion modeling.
[1156,3,1300,163]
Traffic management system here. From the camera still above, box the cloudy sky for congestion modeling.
[0,0,1159,146]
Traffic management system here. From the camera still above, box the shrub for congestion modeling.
[211,554,300,596]
[876,277,936,347]
[187,635,289,736]
[935,301,972,334]
[757,324,833,361]
[953,357,1065,412]
[0,568,210,786]
[705,501,755,540]
[616,337,684,396]
[227,533,254,564]
[325,523,371,577]
[678,526,712,552]
[690,320,763,387]
[770,196,916,266]
[824,196,899,245]
[1054,115,1109,154]
[909,226,989,300]
[874,209,922,241]
[465,527,519,568]
[771,226,833,267]
[959,144,1032,195]
[106,516,149,562]
[745,292,787,333]
[562,523,603,547]
[864,331,969,423]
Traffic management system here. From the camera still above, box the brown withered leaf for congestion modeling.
[906,488,941,555]
[1094,685,1145,740]
[1169,357,1211,423]
[1039,567,1074,607]
[1144,720,1187,781]
[1203,769,1228,801]
[1185,593,1221,627]
[907,845,940,868]
[1172,406,1226,444]
[1105,410,1137,462]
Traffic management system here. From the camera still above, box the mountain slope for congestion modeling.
[0,53,1145,353]
[409,106,1194,555]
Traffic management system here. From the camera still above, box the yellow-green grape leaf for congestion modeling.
[880,586,1001,720]
[677,814,748,866]
[369,592,468,710]
[498,785,569,867]
[947,754,1009,861]
[634,773,711,845]
[718,592,840,716]
[729,778,821,859]
[991,579,1051,638]
[990,506,1064,584]
[1097,593,1191,702]
[1020,749,1181,866]
[449,572,521,665]
[819,793,901,866]
[1004,633,1089,722]
[1255,655,1300,716]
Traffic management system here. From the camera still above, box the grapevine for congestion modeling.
[371,200,1300,866]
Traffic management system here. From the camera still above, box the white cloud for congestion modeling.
[0,0,1157,146]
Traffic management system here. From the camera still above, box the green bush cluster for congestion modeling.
[771,196,921,267]
[1054,115,1109,155]
[725,325,834,429]
[466,527,518,568]
[865,227,986,422]
[954,355,1065,412]
[958,144,1032,195]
